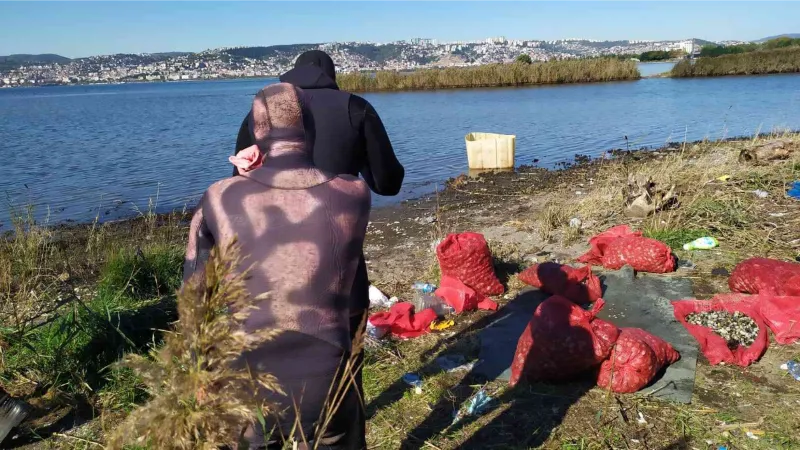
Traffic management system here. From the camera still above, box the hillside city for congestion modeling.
[1,36,738,87]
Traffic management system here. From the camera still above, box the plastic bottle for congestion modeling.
[781,360,800,381]
[683,237,719,251]
[413,293,455,316]
[412,282,436,294]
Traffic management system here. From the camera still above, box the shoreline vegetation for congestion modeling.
[2,131,799,448]
[336,58,640,92]
[671,46,800,77]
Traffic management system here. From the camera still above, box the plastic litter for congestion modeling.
[752,189,769,198]
[677,259,696,270]
[366,320,389,340]
[569,217,582,229]
[452,388,492,424]
[430,318,455,331]
[369,285,394,308]
[402,373,423,394]
[683,237,719,251]
[781,360,800,381]
[787,180,800,199]
[435,354,476,373]
[368,303,438,339]
[412,282,436,294]
[435,275,498,313]
[729,257,800,296]
[412,292,455,317]
[717,175,731,182]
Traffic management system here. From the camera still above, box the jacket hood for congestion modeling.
[279,65,339,90]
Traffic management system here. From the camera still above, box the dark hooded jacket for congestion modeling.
[234,51,403,317]
[234,51,404,197]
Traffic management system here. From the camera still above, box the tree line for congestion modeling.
[699,37,800,58]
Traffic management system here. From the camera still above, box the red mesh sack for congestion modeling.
[434,275,498,313]
[759,295,800,345]
[672,294,768,367]
[597,328,680,393]
[518,262,602,304]
[577,225,676,273]
[436,232,504,296]
[729,257,800,296]
[509,296,619,386]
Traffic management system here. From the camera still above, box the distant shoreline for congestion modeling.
[0,74,281,89]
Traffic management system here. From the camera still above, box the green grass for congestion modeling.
[643,228,710,251]
[337,58,640,92]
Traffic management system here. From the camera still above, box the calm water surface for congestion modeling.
[2,70,800,225]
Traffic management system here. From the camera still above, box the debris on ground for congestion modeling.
[711,267,730,277]
[686,310,759,348]
[623,174,677,218]
[430,318,455,332]
[402,373,423,394]
[683,236,719,251]
[369,303,438,339]
[369,285,394,308]
[452,388,492,424]
[435,354,476,373]
[435,275,497,313]
[789,180,800,199]
[677,259,696,270]
[752,189,769,198]
[738,139,795,163]
[781,360,800,381]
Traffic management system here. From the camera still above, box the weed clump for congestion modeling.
[107,239,280,450]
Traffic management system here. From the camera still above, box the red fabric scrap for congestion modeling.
[597,328,680,393]
[518,262,603,304]
[436,232,504,296]
[577,225,676,273]
[368,302,438,339]
[672,294,768,367]
[729,257,800,296]
[759,295,800,345]
[509,296,619,386]
[435,275,497,313]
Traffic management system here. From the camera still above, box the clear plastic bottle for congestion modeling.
[413,292,455,316]
[781,360,800,381]
[412,282,436,294]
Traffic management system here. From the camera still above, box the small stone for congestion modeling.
[711,267,730,277]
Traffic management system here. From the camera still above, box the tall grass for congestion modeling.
[107,240,280,450]
[337,58,640,92]
[671,46,800,77]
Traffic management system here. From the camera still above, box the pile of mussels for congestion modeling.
[686,310,760,349]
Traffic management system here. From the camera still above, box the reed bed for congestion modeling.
[671,46,800,78]
[337,58,640,92]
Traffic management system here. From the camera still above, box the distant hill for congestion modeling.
[0,53,71,64]
[222,44,319,60]
[756,33,800,42]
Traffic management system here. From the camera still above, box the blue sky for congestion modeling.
[1,1,798,58]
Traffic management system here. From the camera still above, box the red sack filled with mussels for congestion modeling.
[597,328,680,393]
[436,232,504,296]
[518,262,603,304]
[509,296,619,386]
[578,225,676,273]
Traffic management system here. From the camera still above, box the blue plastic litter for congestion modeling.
[453,388,492,424]
[788,181,800,200]
[402,373,423,388]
